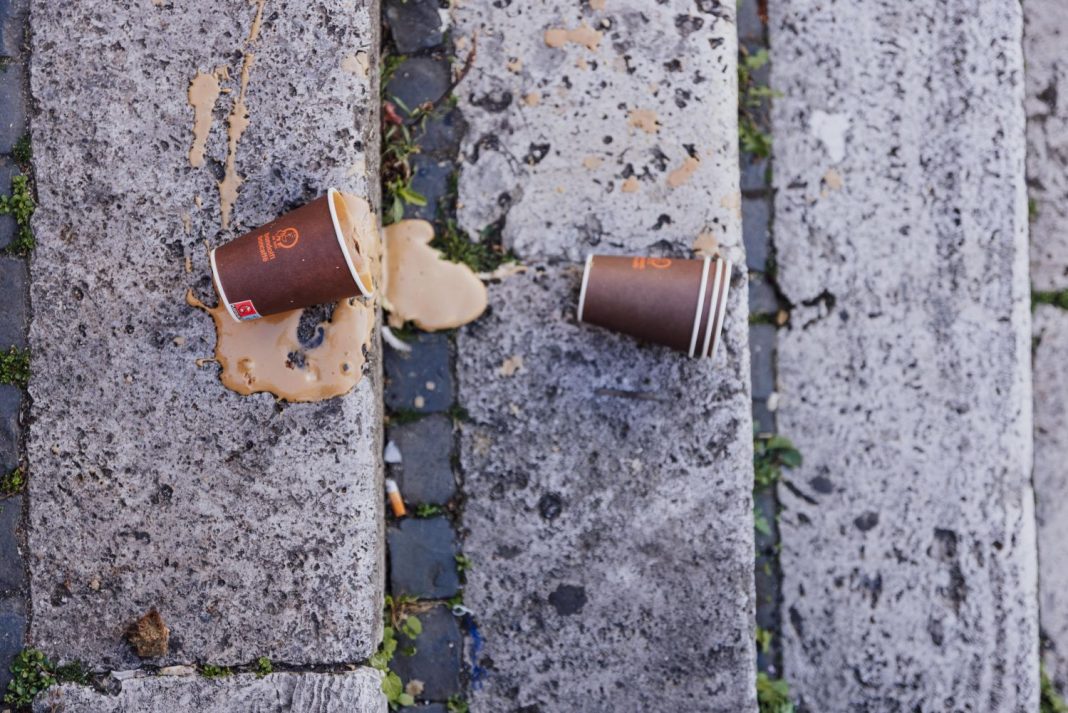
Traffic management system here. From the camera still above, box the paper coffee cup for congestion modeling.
[577,254,732,359]
[210,189,373,322]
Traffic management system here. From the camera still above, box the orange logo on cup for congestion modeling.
[257,227,301,262]
[631,257,672,270]
[273,227,300,250]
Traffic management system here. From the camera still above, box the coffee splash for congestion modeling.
[187,69,222,168]
[383,220,487,332]
[193,193,380,402]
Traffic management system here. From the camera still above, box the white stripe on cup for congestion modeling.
[710,259,732,360]
[326,187,373,297]
[701,258,724,358]
[577,254,595,322]
[688,256,712,358]
[209,247,242,323]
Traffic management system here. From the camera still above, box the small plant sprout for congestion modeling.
[1,466,25,496]
[0,347,30,388]
[454,554,472,573]
[757,672,795,713]
[753,430,802,492]
[0,173,36,255]
[200,664,232,679]
[447,695,470,713]
[254,656,272,678]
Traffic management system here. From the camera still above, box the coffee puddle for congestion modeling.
[192,194,379,402]
[382,220,487,332]
[187,69,222,168]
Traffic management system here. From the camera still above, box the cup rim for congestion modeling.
[327,187,373,298]
[577,254,595,322]
[209,247,244,323]
[687,256,713,358]
[708,258,732,360]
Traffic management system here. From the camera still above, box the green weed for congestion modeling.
[1,467,25,496]
[757,672,794,713]
[753,431,801,492]
[0,173,35,255]
[0,347,29,388]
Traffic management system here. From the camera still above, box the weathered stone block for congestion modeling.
[0,59,26,154]
[34,670,386,712]
[771,1,1038,708]
[385,333,453,413]
[0,255,27,349]
[387,414,456,505]
[391,605,462,700]
[27,0,384,668]
[453,1,755,709]
[384,0,444,54]
[387,517,459,599]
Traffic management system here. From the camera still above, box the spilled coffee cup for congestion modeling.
[577,254,732,359]
[210,189,373,322]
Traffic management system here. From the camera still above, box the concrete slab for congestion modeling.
[1034,306,1068,691]
[1026,0,1068,292]
[34,670,386,713]
[453,3,756,710]
[1027,0,1068,694]
[770,1,1038,709]
[27,0,384,667]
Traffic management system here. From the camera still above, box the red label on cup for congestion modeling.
[231,300,261,320]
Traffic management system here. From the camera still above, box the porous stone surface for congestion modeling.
[384,333,453,413]
[0,255,27,348]
[0,59,26,155]
[390,604,462,700]
[453,2,755,708]
[0,0,26,57]
[384,0,443,55]
[27,0,384,667]
[387,517,459,599]
[1034,306,1068,692]
[1026,0,1068,291]
[0,158,17,250]
[770,2,1038,709]
[385,57,450,120]
[33,670,386,713]
[387,414,456,504]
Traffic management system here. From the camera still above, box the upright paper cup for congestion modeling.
[577,254,732,359]
[210,189,373,321]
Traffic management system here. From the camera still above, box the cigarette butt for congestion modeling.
[386,478,406,518]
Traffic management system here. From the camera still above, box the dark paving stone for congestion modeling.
[752,398,775,434]
[737,0,764,41]
[0,385,18,473]
[385,332,453,413]
[740,151,769,193]
[406,154,451,222]
[0,59,26,154]
[742,196,770,272]
[0,0,27,58]
[415,107,467,159]
[0,609,24,692]
[410,705,447,713]
[387,414,456,505]
[387,517,459,599]
[749,324,776,400]
[0,256,28,349]
[748,273,779,315]
[0,495,22,596]
[391,605,462,700]
[385,57,450,120]
[384,0,444,54]
[0,159,16,251]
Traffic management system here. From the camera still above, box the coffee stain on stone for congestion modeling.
[621,176,640,193]
[693,231,720,258]
[627,108,660,134]
[582,155,603,170]
[187,69,222,168]
[523,92,542,107]
[190,291,375,402]
[192,194,380,402]
[218,53,254,229]
[383,220,487,331]
[544,22,603,51]
[247,0,268,44]
[667,156,700,188]
[217,0,268,228]
[341,51,370,78]
[590,0,607,9]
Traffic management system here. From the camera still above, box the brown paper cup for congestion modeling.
[577,254,732,359]
[210,189,373,321]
